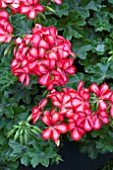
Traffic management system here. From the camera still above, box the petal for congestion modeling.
[48,26,57,38]
[62,94,71,106]
[38,73,50,86]
[51,129,60,141]
[28,61,38,70]
[93,118,102,130]
[110,93,113,103]
[37,47,46,59]
[90,83,99,96]
[66,109,74,118]
[20,5,31,14]
[45,35,55,47]
[32,108,42,124]
[55,139,60,146]
[65,66,76,75]
[42,113,51,126]
[48,51,58,60]
[38,65,48,74]
[42,128,51,140]
[19,73,26,83]
[100,117,109,124]
[32,33,41,48]
[68,122,76,130]
[72,98,82,108]
[28,9,37,19]
[39,98,48,109]
[100,83,110,96]
[110,104,113,118]
[78,81,84,92]
[99,110,108,117]
[51,112,60,124]
[39,39,49,48]
[55,123,67,134]
[83,119,93,132]
[71,128,82,141]
[29,47,38,58]
[35,4,44,12]
[24,74,30,86]
[57,68,68,83]
[0,10,9,19]
[98,100,108,110]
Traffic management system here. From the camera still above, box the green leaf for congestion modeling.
[9,140,26,160]
[57,11,86,40]
[88,12,112,32]
[28,149,46,168]
[85,1,98,11]
[108,0,113,4]
[66,72,90,88]
[95,44,105,53]
[85,57,112,84]
[72,39,92,59]
[8,83,37,104]
[80,139,98,159]
[50,3,69,17]
[10,14,32,37]
[5,106,14,119]
[21,155,29,166]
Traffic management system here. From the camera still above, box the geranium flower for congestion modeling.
[90,83,111,110]
[19,0,44,19]
[0,10,13,43]
[72,81,90,112]
[92,110,109,130]
[41,109,67,143]
[11,24,76,89]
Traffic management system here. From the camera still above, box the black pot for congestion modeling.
[20,141,113,170]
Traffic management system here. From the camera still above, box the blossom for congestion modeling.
[41,109,67,142]
[19,0,44,19]
[47,91,73,114]
[75,110,93,132]
[0,10,13,43]
[90,83,111,110]
[31,81,113,144]
[11,24,76,89]
[92,110,109,130]
[0,0,62,19]
[32,98,48,123]
[68,118,86,141]
[72,81,90,112]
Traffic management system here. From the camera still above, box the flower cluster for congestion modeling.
[11,24,76,90]
[32,81,113,145]
[0,0,62,19]
[0,0,44,19]
[0,10,13,43]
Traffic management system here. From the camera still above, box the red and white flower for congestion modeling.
[41,109,67,142]
[11,24,76,89]
[90,83,111,110]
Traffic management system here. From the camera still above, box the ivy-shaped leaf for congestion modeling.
[85,57,112,84]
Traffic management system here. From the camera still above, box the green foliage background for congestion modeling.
[1,0,113,169]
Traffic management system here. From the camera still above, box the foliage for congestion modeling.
[1,0,113,169]
[99,159,113,170]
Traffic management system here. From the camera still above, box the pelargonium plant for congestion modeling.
[1,0,113,169]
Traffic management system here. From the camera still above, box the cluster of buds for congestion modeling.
[0,0,62,19]
[11,24,76,90]
[0,10,13,43]
[32,81,113,145]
